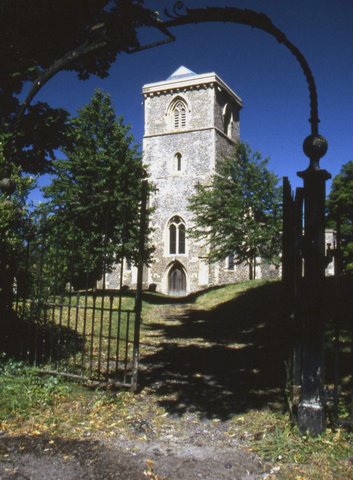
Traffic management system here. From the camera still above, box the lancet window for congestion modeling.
[175,152,182,172]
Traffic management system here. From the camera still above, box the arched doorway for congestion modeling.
[168,263,186,296]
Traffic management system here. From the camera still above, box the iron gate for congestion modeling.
[283,176,353,428]
[8,182,148,391]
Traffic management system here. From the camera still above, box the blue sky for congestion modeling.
[31,0,353,203]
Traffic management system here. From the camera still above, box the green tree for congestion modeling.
[327,161,353,274]
[0,135,35,313]
[188,142,282,279]
[40,89,149,290]
[0,0,171,174]
[0,0,170,308]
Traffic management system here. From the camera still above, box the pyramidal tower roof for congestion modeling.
[167,65,197,80]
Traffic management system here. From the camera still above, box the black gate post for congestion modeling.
[131,179,148,392]
[297,134,331,435]
[292,187,304,401]
[282,177,295,290]
[282,178,305,416]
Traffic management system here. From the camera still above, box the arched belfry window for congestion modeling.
[168,97,188,130]
[168,216,186,254]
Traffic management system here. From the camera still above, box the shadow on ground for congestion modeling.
[0,309,84,363]
[0,434,145,480]
[140,281,294,420]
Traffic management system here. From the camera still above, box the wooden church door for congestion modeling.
[168,264,186,295]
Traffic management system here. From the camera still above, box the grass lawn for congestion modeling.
[1,279,352,479]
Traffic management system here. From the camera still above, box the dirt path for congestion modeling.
[108,302,273,479]
[0,303,274,479]
[104,390,270,479]
[0,428,269,479]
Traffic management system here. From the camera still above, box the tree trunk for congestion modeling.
[0,251,15,318]
[248,256,256,280]
[248,259,253,280]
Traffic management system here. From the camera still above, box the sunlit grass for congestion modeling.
[230,409,353,479]
[0,355,130,437]
[193,279,269,309]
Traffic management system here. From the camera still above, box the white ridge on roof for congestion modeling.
[167,66,197,79]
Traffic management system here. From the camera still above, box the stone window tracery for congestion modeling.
[168,97,188,130]
[174,100,186,129]
[168,216,186,254]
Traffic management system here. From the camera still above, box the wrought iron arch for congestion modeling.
[154,2,330,437]
[127,1,330,436]
[160,2,320,137]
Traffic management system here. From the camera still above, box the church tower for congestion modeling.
[143,66,243,295]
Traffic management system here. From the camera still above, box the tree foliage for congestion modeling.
[327,160,353,274]
[39,89,149,290]
[0,0,164,174]
[0,134,35,311]
[188,142,282,278]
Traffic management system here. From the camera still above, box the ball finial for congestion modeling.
[303,134,328,160]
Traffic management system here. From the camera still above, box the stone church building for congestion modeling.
[105,66,335,294]
[143,65,250,295]
[106,66,281,295]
